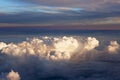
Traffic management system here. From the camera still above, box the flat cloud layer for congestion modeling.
[0,0,120,29]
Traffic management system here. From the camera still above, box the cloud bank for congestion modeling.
[0,36,120,80]
[0,36,100,60]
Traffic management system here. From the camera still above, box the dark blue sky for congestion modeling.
[0,0,120,29]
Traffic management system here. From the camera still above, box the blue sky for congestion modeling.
[0,0,120,29]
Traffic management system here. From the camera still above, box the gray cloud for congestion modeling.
[0,0,120,29]
[0,10,120,25]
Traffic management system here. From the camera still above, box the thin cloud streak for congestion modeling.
[0,23,120,30]
[0,0,120,29]
[13,0,120,11]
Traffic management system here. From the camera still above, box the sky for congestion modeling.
[0,0,120,30]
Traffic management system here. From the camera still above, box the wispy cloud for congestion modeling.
[0,0,120,29]
[12,0,120,11]
[0,0,82,14]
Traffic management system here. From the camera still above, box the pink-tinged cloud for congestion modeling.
[14,0,120,11]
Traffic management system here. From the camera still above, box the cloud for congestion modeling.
[0,42,7,50]
[53,37,79,52]
[0,0,120,28]
[7,70,20,80]
[13,0,120,12]
[0,10,120,28]
[1,0,120,28]
[48,36,79,60]
[0,36,120,80]
[0,36,100,60]
[84,37,99,50]
[1,36,120,61]
[0,70,20,80]
[107,41,120,54]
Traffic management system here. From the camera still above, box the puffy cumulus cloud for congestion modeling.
[0,36,100,60]
[47,51,71,60]
[1,36,120,80]
[108,41,120,54]
[71,37,99,61]
[0,70,20,80]
[0,42,7,50]
[84,37,99,50]
[7,70,20,80]
[54,36,79,53]
[47,36,79,60]
[0,36,80,60]
[1,38,48,57]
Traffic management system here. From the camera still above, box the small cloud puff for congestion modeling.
[0,70,20,80]
[7,70,20,80]
[108,41,120,54]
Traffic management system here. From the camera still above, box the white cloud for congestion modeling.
[7,70,20,80]
[84,37,99,50]
[54,36,79,53]
[0,42,7,50]
[108,41,120,54]
[1,36,120,80]
[0,70,20,80]
[0,36,100,60]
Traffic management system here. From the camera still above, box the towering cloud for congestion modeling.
[0,36,100,60]
[1,36,120,61]
[50,36,79,60]
[53,36,79,53]
[84,37,99,50]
